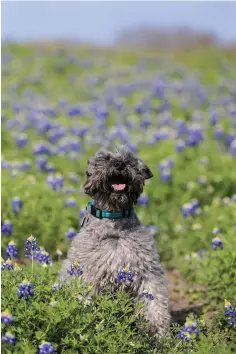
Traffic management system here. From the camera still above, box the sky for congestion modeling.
[2,1,236,44]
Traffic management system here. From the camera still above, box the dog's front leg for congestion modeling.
[137,271,170,336]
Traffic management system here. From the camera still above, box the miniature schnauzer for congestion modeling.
[59,145,170,335]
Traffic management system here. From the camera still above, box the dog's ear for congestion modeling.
[138,159,153,179]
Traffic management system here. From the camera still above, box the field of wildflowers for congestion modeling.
[1,42,236,353]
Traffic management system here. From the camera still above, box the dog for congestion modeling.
[58,145,170,335]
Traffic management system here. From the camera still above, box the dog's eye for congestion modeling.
[86,171,92,177]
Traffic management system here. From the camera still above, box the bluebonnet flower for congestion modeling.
[57,138,81,154]
[71,125,89,137]
[1,259,14,271]
[63,187,75,194]
[153,128,170,142]
[231,194,236,202]
[115,266,134,284]
[56,248,63,257]
[211,236,223,250]
[159,158,174,172]
[35,248,51,266]
[127,143,138,154]
[176,320,199,341]
[176,139,185,152]
[33,142,55,155]
[185,249,206,261]
[137,195,149,207]
[47,126,67,144]
[197,175,207,185]
[52,283,63,292]
[35,119,55,135]
[230,140,236,157]
[127,271,134,282]
[67,261,83,276]
[79,209,86,218]
[1,310,14,324]
[36,157,48,172]
[115,268,126,283]
[181,200,200,217]
[141,118,151,129]
[68,173,80,183]
[5,240,19,260]
[13,263,23,272]
[181,203,192,217]
[225,300,236,326]
[65,228,77,239]
[18,279,34,301]
[64,198,77,208]
[14,134,28,148]
[214,126,224,140]
[68,105,84,117]
[147,225,159,235]
[186,124,204,147]
[125,119,135,130]
[139,287,154,300]
[1,331,16,345]
[209,111,218,126]
[176,331,191,341]
[46,163,56,173]
[24,235,40,258]
[225,132,235,147]
[134,103,147,115]
[20,160,31,171]
[1,220,13,236]
[160,169,171,183]
[212,227,222,236]
[12,197,23,214]
[38,342,56,354]
[46,174,64,191]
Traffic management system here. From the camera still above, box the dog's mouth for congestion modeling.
[111,184,126,191]
[108,175,129,193]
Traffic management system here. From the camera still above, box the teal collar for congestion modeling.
[87,200,134,219]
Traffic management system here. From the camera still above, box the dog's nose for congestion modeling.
[114,160,124,171]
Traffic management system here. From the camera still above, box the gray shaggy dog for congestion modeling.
[58,145,170,335]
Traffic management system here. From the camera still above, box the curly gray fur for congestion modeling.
[58,145,170,335]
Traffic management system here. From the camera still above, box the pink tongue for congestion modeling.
[112,184,126,191]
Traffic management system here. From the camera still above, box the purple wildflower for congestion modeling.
[137,195,149,207]
[67,261,83,276]
[38,342,57,354]
[64,198,77,208]
[1,259,14,271]
[24,235,40,259]
[1,331,16,345]
[139,287,154,300]
[65,228,77,239]
[1,220,13,236]
[1,311,14,324]
[12,197,23,214]
[18,279,34,302]
[52,283,63,292]
[5,240,19,260]
[225,300,236,326]
[211,236,223,250]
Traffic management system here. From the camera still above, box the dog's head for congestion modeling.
[84,145,153,210]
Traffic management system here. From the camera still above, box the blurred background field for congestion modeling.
[1,2,236,353]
